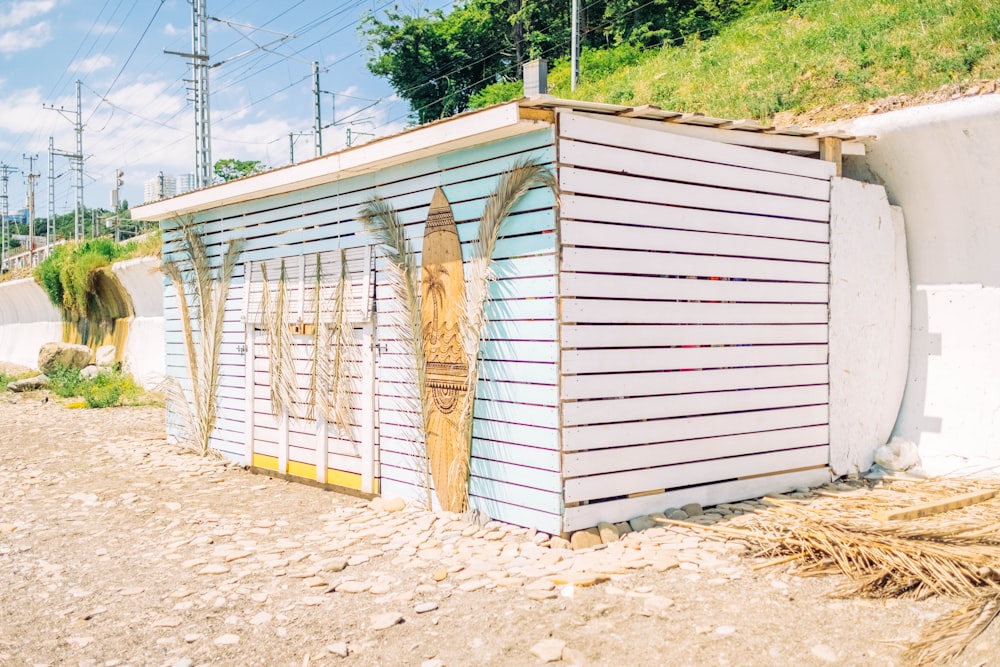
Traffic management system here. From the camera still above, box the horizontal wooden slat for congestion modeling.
[561,467,830,533]
[564,424,829,477]
[561,323,828,348]
[563,404,828,452]
[560,274,828,304]
[379,359,557,386]
[562,384,829,427]
[561,168,830,222]
[563,247,828,283]
[564,445,828,503]
[559,138,831,201]
[562,300,828,325]
[563,344,828,374]
[562,194,829,243]
[559,111,836,181]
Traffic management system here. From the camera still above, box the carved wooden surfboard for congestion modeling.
[420,188,469,511]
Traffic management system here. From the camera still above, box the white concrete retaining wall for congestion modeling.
[0,256,164,386]
[0,278,62,369]
[110,256,165,386]
[844,95,1000,462]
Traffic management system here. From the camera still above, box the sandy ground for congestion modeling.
[1,393,998,667]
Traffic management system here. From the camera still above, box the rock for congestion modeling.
[525,589,558,601]
[715,626,736,636]
[172,659,193,667]
[95,345,116,367]
[432,568,448,582]
[371,612,404,630]
[213,634,240,646]
[7,374,49,392]
[327,642,349,657]
[642,595,675,616]
[597,522,619,544]
[548,537,572,550]
[250,592,268,603]
[250,612,272,625]
[667,509,689,521]
[0,523,17,533]
[383,497,406,512]
[549,573,609,587]
[628,515,657,531]
[613,522,632,536]
[422,660,444,667]
[530,638,566,663]
[810,644,838,663]
[414,601,438,614]
[197,563,230,575]
[151,616,182,628]
[335,580,371,594]
[570,528,602,551]
[681,502,703,517]
[38,342,92,375]
[183,634,202,643]
[79,365,99,380]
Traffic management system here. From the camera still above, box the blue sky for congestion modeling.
[0,0,451,217]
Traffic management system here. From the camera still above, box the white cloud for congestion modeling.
[0,20,51,53]
[68,54,113,74]
[0,0,55,30]
[163,22,184,37]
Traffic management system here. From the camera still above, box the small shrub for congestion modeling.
[47,364,86,398]
[80,369,143,408]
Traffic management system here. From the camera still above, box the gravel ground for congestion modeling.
[1,393,998,667]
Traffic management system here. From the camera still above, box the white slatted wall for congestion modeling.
[556,112,834,531]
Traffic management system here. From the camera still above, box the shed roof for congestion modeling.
[133,96,864,222]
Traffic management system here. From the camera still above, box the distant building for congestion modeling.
[177,173,196,195]
[143,172,177,203]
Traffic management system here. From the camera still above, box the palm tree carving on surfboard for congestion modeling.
[420,188,469,511]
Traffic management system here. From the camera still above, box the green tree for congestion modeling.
[213,159,266,183]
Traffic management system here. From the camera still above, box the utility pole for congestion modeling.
[167,0,212,188]
[313,61,323,157]
[47,137,55,250]
[571,0,580,90]
[44,80,86,240]
[0,163,16,272]
[24,154,39,265]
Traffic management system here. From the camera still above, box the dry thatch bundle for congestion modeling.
[670,478,1000,666]
[306,249,357,440]
[161,216,242,455]
[259,260,300,420]
[359,196,432,507]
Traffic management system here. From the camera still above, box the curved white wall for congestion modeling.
[0,278,62,369]
[111,256,165,386]
[844,95,1000,462]
[0,256,164,386]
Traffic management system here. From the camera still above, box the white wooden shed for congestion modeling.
[133,97,906,536]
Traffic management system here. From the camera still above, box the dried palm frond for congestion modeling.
[905,593,1000,666]
[259,260,300,420]
[306,254,326,419]
[359,196,431,506]
[453,159,558,511]
[161,216,242,455]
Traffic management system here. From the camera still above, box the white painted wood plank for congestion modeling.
[559,138,831,200]
[562,195,829,242]
[471,437,562,472]
[562,248,828,283]
[563,384,829,427]
[562,365,829,400]
[561,168,830,222]
[563,344,828,374]
[560,274,828,304]
[564,424,829,477]
[561,220,829,263]
[563,404,829,452]
[559,111,837,179]
[561,467,830,533]
[564,445,828,503]
[561,300,828,325]
[561,323,828,349]
[359,323,376,493]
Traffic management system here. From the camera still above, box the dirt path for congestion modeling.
[1,395,997,667]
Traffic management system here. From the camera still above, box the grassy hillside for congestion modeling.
[472,0,1000,121]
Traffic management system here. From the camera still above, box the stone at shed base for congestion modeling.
[38,342,92,374]
[682,502,704,517]
[95,345,116,367]
[570,528,602,550]
[7,374,49,392]
[548,536,572,550]
[383,497,406,512]
[597,522,619,544]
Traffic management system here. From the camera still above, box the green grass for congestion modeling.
[475,0,1000,121]
[46,364,144,408]
[0,371,31,390]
